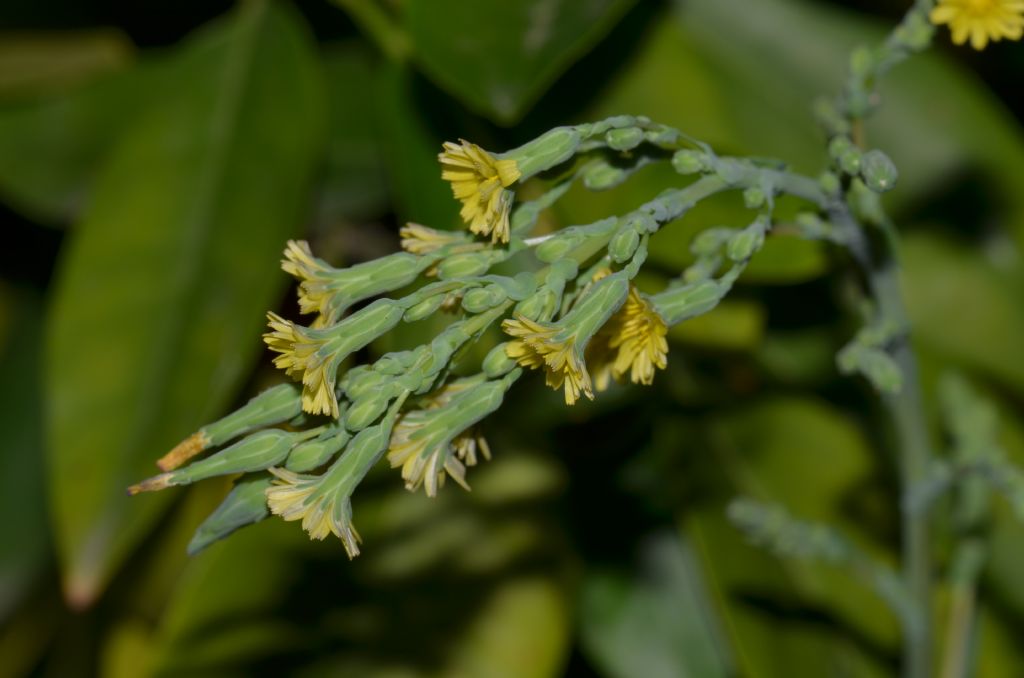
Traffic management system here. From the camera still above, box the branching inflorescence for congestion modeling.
[129,4,1024,677]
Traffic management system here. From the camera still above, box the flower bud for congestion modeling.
[483,342,518,377]
[608,226,640,263]
[403,293,447,321]
[672,149,707,175]
[438,252,493,279]
[346,393,391,431]
[461,285,508,313]
[536,232,583,263]
[582,160,628,191]
[286,428,351,472]
[691,227,734,257]
[652,279,727,325]
[743,187,767,210]
[818,171,840,196]
[605,127,644,151]
[187,475,272,555]
[727,220,767,262]
[860,149,898,193]
[507,127,582,177]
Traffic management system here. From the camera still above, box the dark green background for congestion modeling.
[1,0,1023,676]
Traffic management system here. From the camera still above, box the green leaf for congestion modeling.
[314,44,390,226]
[901,233,1024,395]
[0,285,48,621]
[0,64,152,223]
[404,0,637,124]
[372,62,459,228]
[687,397,896,678]
[45,0,326,607]
[579,531,733,678]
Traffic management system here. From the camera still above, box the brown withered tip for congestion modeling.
[127,473,173,495]
[156,431,209,471]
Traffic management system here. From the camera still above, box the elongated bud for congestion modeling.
[860,149,898,193]
[483,342,518,377]
[346,393,391,431]
[651,279,729,325]
[341,366,389,400]
[691,227,735,257]
[726,218,768,262]
[582,159,629,191]
[131,429,301,494]
[403,293,447,321]
[158,383,302,471]
[672,149,708,175]
[438,251,498,279]
[605,127,644,151]
[506,127,582,177]
[286,427,351,472]
[461,285,508,313]
[187,475,272,555]
[608,226,640,264]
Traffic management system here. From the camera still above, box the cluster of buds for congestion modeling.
[131,115,838,557]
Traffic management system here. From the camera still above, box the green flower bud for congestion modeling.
[346,393,391,431]
[130,429,303,494]
[462,285,508,313]
[286,428,351,472]
[483,342,518,377]
[515,288,557,321]
[187,475,272,555]
[608,226,641,263]
[828,136,852,160]
[727,220,767,262]
[839,148,862,175]
[438,252,493,279]
[605,127,644,151]
[849,45,875,79]
[582,160,627,191]
[691,227,734,257]
[375,350,417,376]
[203,383,303,449]
[536,232,583,263]
[743,187,766,210]
[507,127,583,177]
[860,149,899,193]
[403,293,447,322]
[672,149,707,175]
[652,279,728,325]
[818,171,840,196]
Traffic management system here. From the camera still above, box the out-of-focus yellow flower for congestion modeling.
[399,222,466,255]
[265,468,362,557]
[439,140,521,244]
[930,0,1024,49]
[281,240,334,326]
[386,380,491,496]
[264,313,341,418]
[593,285,669,389]
[503,316,593,405]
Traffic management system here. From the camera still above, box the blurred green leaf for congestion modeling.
[0,64,152,224]
[579,531,732,678]
[668,299,765,351]
[314,44,390,226]
[404,0,637,124]
[373,63,459,228]
[0,29,133,99]
[45,0,326,606]
[902,233,1024,395]
[0,285,48,621]
[687,396,896,678]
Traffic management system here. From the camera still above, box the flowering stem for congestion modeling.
[832,205,932,678]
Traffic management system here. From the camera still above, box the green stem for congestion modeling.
[833,206,932,678]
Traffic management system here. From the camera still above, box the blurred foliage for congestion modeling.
[0,0,1023,676]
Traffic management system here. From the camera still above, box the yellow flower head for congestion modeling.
[399,222,468,255]
[931,0,1024,49]
[592,285,669,390]
[281,240,337,328]
[386,380,491,496]
[265,468,362,557]
[264,313,341,417]
[503,316,593,405]
[439,140,521,244]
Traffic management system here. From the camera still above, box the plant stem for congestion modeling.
[833,207,932,678]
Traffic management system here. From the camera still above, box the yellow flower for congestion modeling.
[930,0,1024,49]
[439,140,521,244]
[281,240,336,328]
[265,468,362,557]
[503,316,594,405]
[594,285,669,389]
[264,313,341,418]
[386,380,491,496]
[399,222,468,255]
